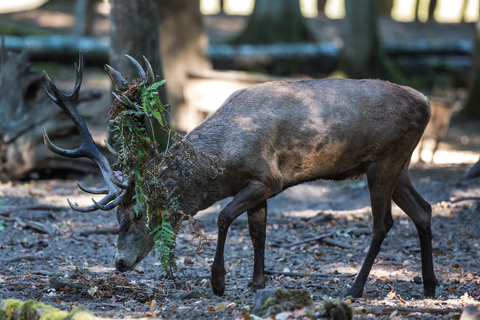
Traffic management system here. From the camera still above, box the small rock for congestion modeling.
[460,305,480,320]
[413,276,423,284]
[250,288,313,317]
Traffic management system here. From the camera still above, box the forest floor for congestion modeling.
[1,158,480,319]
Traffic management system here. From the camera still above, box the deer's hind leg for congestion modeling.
[393,164,437,298]
[247,200,267,292]
[346,162,403,298]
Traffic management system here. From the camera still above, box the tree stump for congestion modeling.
[0,51,107,181]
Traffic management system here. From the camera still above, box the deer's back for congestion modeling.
[186,78,430,192]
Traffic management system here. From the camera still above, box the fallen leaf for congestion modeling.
[150,299,156,311]
[207,306,215,311]
[447,288,457,294]
[451,264,459,269]
[88,286,98,296]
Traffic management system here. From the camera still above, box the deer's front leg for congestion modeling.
[247,200,267,292]
[211,181,268,296]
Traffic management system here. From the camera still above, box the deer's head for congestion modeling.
[42,53,161,272]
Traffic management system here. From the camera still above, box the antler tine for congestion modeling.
[92,189,130,211]
[104,64,128,91]
[72,52,83,101]
[43,127,83,158]
[125,55,146,78]
[112,92,128,107]
[143,56,155,85]
[104,139,119,158]
[43,52,134,212]
[77,182,108,194]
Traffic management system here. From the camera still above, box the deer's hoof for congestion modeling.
[249,281,265,293]
[212,282,225,296]
[423,288,436,298]
[346,287,363,298]
[211,265,226,296]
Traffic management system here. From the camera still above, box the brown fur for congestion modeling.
[114,78,436,298]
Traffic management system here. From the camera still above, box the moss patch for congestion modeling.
[0,299,92,320]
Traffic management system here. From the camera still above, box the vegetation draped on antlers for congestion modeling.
[43,52,214,273]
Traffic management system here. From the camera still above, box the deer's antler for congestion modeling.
[42,52,133,212]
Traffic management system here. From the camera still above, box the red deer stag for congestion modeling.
[43,53,436,298]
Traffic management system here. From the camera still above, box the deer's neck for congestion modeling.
[160,139,228,217]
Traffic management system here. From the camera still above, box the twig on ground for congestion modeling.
[0,255,48,262]
[30,270,55,276]
[79,227,119,236]
[49,276,85,290]
[320,237,355,249]
[449,197,480,203]
[353,307,463,315]
[272,232,335,248]
[264,270,356,278]
[0,205,69,211]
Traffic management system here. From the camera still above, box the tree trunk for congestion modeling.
[428,0,437,22]
[457,18,480,121]
[415,0,421,22]
[0,52,105,181]
[460,0,469,22]
[109,0,166,144]
[158,0,212,133]
[73,0,96,36]
[219,0,225,13]
[317,0,327,15]
[342,0,403,82]
[109,0,164,97]
[378,0,394,16]
[231,0,315,44]
[458,8,480,179]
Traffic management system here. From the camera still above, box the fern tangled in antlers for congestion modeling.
[108,78,212,274]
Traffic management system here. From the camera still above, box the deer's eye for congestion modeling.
[135,212,143,220]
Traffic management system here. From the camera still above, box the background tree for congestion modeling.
[457,11,480,121]
[109,0,166,144]
[428,0,437,22]
[232,0,315,44]
[317,0,327,16]
[378,0,394,16]
[460,0,469,22]
[73,0,96,36]
[342,0,402,82]
[415,0,421,21]
[109,0,164,98]
[455,3,480,179]
[219,0,225,13]
[158,0,212,132]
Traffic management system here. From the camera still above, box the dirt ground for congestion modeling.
[1,159,480,319]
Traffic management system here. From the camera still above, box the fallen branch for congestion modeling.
[0,205,69,211]
[353,306,463,315]
[449,197,480,203]
[264,270,356,278]
[30,270,55,276]
[0,255,48,262]
[320,237,355,249]
[79,227,119,236]
[272,232,335,248]
[49,276,85,290]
